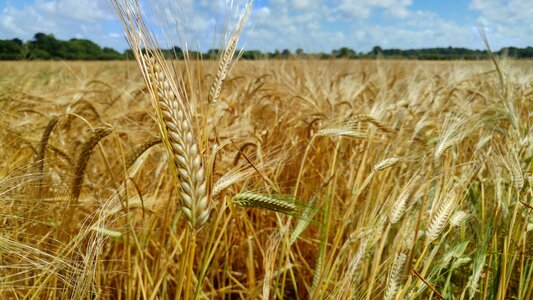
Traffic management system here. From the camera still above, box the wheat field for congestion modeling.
[1,53,533,299]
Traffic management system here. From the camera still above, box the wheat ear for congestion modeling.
[450,210,469,227]
[384,252,407,300]
[70,127,113,204]
[207,0,253,103]
[125,137,162,170]
[508,147,524,191]
[231,192,297,214]
[372,157,400,173]
[144,56,209,230]
[426,166,476,242]
[425,188,457,243]
[208,36,238,104]
[36,115,60,195]
[389,175,420,224]
[289,196,318,245]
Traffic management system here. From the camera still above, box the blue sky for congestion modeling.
[1,0,532,53]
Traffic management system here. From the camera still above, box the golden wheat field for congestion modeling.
[0,57,533,300]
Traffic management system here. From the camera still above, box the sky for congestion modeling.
[1,0,532,53]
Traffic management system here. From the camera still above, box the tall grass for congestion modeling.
[0,2,533,299]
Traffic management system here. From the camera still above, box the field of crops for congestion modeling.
[1,57,532,299]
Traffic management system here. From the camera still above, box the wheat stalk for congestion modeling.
[434,114,468,161]
[262,228,284,300]
[125,137,162,170]
[389,175,420,224]
[231,192,297,214]
[426,165,476,242]
[208,36,238,104]
[353,114,395,133]
[334,238,368,299]
[289,196,319,245]
[508,147,524,191]
[36,115,60,196]
[143,55,209,230]
[372,157,400,173]
[384,252,406,300]
[70,127,113,204]
[208,0,253,103]
[316,128,369,138]
[390,190,412,225]
[317,114,394,139]
[450,210,469,227]
[426,188,458,243]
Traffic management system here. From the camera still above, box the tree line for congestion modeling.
[0,33,123,60]
[2,33,533,61]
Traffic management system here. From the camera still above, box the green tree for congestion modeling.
[337,47,356,58]
[371,46,382,55]
[29,33,63,59]
[241,50,263,60]
[205,49,220,59]
[271,49,281,59]
[0,39,23,60]
[100,47,123,60]
[63,39,104,59]
[281,49,291,59]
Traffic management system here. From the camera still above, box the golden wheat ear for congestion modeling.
[112,1,210,231]
[208,0,254,104]
[143,55,210,230]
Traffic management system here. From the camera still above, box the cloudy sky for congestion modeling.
[1,0,532,53]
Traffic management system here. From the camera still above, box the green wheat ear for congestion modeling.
[231,192,297,214]
[290,196,319,245]
[230,192,319,217]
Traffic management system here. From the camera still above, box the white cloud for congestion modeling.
[470,0,533,24]
[351,16,476,50]
[238,0,326,51]
[35,0,112,22]
[2,0,532,54]
[0,0,122,49]
[0,0,111,34]
[0,5,59,37]
[148,0,257,49]
[0,0,439,53]
[469,0,533,48]
[239,1,487,53]
[290,0,315,10]
[333,0,413,20]
[240,0,421,51]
